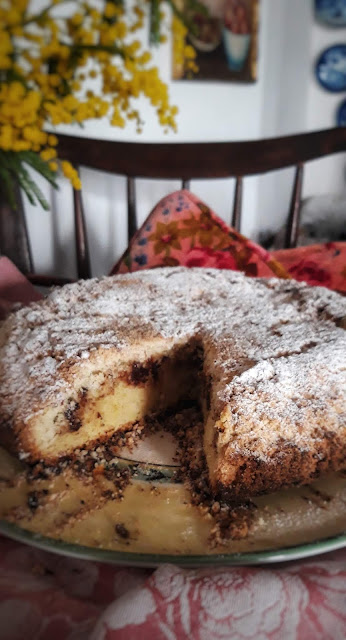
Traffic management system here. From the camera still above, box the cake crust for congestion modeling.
[0,267,345,498]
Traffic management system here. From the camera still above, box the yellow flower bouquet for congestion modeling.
[0,0,202,209]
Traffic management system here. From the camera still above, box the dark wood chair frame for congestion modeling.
[1,127,345,286]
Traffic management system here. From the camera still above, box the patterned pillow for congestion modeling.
[111,190,289,280]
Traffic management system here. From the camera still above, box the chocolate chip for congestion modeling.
[27,491,39,511]
[64,401,82,431]
[115,523,130,539]
[130,362,150,384]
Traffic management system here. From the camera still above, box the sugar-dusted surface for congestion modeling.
[220,344,345,452]
[0,268,345,475]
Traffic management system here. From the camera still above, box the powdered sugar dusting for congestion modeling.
[219,341,346,456]
[0,267,345,458]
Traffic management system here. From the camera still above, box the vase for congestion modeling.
[223,28,251,71]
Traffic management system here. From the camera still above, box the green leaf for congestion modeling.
[22,152,59,188]
[0,150,55,210]
[15,171,36,206]
[185,0,209,16]
[0,165,17,210]
[4,67,29,88]
[149,0,161,46]
[67,42,126,58]
[17,163,51,210]
[168,0,209,36]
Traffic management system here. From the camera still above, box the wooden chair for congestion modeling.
[1,127,346,286]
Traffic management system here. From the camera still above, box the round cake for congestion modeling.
[0,267,345,499]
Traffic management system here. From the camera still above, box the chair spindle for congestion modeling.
[231,176,243,231]
[284,163,304,249]
[0,183,33,274]
[73,171,91,279]
[127,177,137,243]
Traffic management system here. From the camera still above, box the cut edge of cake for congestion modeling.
[8,337,203,463]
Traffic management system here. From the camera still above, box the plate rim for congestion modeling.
[1,519,345,568]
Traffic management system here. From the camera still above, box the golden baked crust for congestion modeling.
[0,267,345,498]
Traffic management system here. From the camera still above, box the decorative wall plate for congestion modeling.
[315,44,346,91]
[315,0,346,26]
[337,97,346,125]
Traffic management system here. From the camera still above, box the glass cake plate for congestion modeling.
[0,430,345,567]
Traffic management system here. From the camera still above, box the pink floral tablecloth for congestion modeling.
[0,189,346,640]
[0,536,346,640]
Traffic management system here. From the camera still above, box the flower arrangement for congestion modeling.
[0,0,201,209]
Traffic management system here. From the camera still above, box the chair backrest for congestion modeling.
[1,127,346,285]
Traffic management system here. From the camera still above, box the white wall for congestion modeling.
[24,0,346,277]
[305,11,346,197]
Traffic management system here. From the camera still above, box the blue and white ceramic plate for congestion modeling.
[315,0,346,26]
[315,44,346,91]
[337,97,346,125]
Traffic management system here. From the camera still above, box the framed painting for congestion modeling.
[172,0,259,83]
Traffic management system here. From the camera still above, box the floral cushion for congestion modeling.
[111,190,289,279]
[111,190,346,293]
[272,242,346,292]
